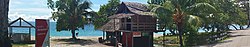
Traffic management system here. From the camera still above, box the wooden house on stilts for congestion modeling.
[100,2,162,47]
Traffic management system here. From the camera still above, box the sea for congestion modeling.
[10,22,104,36]
[10,22,248,37]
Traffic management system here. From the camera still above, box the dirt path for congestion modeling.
[198,29,250,47]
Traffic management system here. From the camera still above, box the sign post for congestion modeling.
[35,19,50,47]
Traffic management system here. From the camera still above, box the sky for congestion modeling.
[8,0,147,22]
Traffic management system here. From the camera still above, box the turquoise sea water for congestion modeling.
[10,22,104,36]
[10,22,248,36]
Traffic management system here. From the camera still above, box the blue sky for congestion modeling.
[8,0,147,22]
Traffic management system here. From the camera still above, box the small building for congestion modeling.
[100,2,159,47]
[8,17,35,43]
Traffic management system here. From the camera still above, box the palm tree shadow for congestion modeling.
[227,32,250,37]
[52,38,98,46]
[229,35,247,37]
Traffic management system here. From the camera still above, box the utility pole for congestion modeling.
[0,0,12,47]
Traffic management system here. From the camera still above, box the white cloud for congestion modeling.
[8,0,54,22]
[10,8,52,14]
[8,12,54,22]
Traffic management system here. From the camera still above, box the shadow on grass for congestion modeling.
[103,43,115,46]
[12,40,35,44]
[12,40,35,47]
[193,40,233,47]
[12,44,33,47]
[52,38,98,46]
[219,40,232,43]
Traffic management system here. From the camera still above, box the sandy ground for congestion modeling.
[26,34,163,47]
[50,36,112,47]
[28,36,112,47]
[26,29,250,47]
[197,29,250,47]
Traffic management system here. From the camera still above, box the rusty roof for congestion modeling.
[99,19,120,32]
[123,2,154,16]
[108,13,135,18]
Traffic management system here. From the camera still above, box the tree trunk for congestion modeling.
[240,26,243,30]
[247,2,250,28]
[0,0,12,47]
[71,30,77,39]
[174,6,184,47]
[69,16,77,40]
[177,20,184,47]
[177,24,183,47]
[247,14,250,28]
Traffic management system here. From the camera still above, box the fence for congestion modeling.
[207,32,229,43]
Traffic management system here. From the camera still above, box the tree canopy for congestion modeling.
[47,0,92,39]
[93,0,120,29]
[148,0,248,46]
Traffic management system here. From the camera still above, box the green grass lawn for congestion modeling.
[12,44,33,47]
[154,35,180,47]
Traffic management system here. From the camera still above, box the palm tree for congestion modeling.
[150,0,217,46]
[0,0,12,46]
[47,0,92,39]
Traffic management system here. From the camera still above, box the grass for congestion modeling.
[154,32,230,46]
[154,35,179,47]
[218,36,230,43]
[12,43,33,47]
[154,43,179,47]
[154,35,179,44]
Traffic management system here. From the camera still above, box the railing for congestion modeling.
[207,32,229,43]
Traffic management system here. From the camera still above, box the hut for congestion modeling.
[100,2,161,47]
[8,17,35,43]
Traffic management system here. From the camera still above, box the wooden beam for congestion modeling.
[8,17,21,26]
[154,30,165,32]
[29,28,31,40]
[9,26,34,28]
[19,18,21,26]
[8,17,35,28]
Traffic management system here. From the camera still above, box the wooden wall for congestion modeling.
[119,15,156,32]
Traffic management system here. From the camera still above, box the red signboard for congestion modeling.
[35,19,50,47]
[133,32,141,37]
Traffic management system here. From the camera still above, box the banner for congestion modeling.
[35,19,50,47]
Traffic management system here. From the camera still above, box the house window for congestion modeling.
[126,24,131,30]
[121,18,125,22]
[127,17,131,22]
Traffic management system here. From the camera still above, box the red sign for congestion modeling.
[35,19,50,47]
[133,32,141,37]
